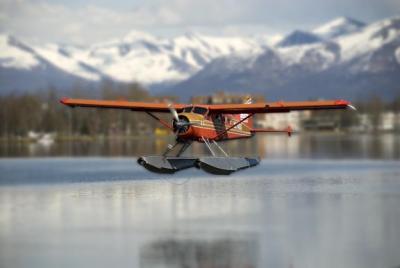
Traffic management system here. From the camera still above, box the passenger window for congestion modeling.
[213,114,222,123]
[183,106,193,113]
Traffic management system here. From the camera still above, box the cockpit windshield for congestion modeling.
[182,106,208,115]
[192,106,208,115]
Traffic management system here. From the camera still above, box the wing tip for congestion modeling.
[59,97,70,105]
[335,99,357,110]
[334,99,350,105]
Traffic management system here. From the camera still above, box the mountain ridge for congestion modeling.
[1,16,399,100]
[169,16,400,101]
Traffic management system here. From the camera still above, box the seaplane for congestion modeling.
[60,97,355,174]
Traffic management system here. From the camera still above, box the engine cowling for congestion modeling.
[173,115,191,133]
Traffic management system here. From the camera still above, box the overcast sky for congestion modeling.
[1,0,399,45]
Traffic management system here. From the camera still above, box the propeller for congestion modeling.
[166,101,193,134]
[173,116,192,133]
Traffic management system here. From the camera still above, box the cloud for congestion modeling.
[0,0,399,45]
[0,0,188,44]
[0,0,237,41]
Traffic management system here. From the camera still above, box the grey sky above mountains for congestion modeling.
[0,0,399,44]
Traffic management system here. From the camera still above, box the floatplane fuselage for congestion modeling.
[60,97,354,174]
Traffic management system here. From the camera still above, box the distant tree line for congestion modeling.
[0,82,168,139]
[306,95,400,131]
[1,83,399,139]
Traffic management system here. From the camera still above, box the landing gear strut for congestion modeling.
[162,141,192,157]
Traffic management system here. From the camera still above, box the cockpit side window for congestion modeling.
[192,106,208,115]
[213,114,223,123]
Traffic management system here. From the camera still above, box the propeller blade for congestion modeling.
[167,101,179,122]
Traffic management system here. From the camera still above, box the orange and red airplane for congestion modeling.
[60,97,355,174]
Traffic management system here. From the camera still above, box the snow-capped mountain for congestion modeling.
[336,17,400,65]
[170,16,400,100]
[0,35,39,70]
[0,35,102,93]
[1,16,399,100]
[313,17,365,39]
[81,31,263,84]
[0,31,265,92]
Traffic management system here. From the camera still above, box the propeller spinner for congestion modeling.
[167,102,192,134]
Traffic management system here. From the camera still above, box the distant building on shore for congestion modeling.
[380,112,400,131]
[256,111,309,131]
[355,112,400,132]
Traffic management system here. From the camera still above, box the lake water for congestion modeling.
[1,133,400,159]
[0,134,400,268]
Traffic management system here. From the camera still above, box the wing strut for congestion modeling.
[145,112,173,131]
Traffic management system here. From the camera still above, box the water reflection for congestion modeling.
[140,236,258,268]
[1,133,400,159]
[0,159,400,268]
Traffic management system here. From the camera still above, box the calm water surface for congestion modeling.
[1,133,400,159]
[0,134,400,268]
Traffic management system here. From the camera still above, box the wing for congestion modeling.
[60,98,186,113]
[207,100,353,114]
[60,98,353,114]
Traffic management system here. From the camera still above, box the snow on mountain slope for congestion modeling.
[0,35,103,93]
[170,33,262,66]
[75,32,197,83]
[337,16,400,62]
[313,17,365,39]
[74,32,263,84]
[277,42,339,69]
[0,34,39,69]
[194,52,262,78]
[0,30,265,86]
[34,43,102,81]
